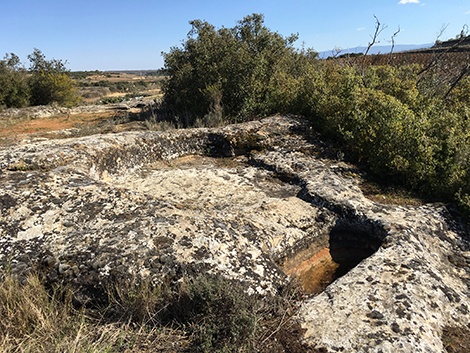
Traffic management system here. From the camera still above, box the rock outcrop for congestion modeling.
[0,115,469,352]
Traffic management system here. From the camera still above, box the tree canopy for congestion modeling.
[162,13,317,125]
[28,48,80,107]
[0,49,80,108]
[0,53,30,108]
[162,13,470,219]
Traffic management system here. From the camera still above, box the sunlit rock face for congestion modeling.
[1,116,469,352]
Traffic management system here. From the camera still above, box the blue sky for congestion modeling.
[1,0,469,71]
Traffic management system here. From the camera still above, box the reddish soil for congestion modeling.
[4,114,106,134]
[0,111,134,145]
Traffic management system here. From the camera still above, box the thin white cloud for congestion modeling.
[398,0,420,4]
[357,27,365,31]
[466,10,470,15]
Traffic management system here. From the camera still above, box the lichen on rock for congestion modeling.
[0,115,469,352]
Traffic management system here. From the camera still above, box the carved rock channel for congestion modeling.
[1,116,469,352]
[281,222,383,295]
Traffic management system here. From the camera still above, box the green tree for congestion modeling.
[0,53,30,108]
[28,48,80,106]
[162,13,315,125]
[162,14,470,218]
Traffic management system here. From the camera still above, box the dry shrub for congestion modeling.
[0,272,189,352]
[0,267,323,352]
[442,325,470,353]
[79,86,111,99]
[157,274,322,352]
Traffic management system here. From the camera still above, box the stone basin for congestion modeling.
[281,222,383,294]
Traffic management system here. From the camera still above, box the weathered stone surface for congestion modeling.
[0,115,469,352]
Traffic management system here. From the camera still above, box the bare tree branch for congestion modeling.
[361,15,387,76]
[443,60,470,100]
[434,23,449,46]
[331,46,343,58]
[388,26,401,65]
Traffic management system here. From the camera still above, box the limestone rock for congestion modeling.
[0,115,469,352]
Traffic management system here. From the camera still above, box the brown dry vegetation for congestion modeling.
[442,325,470,353]
[0,272,190,352]
[334,50,470,86]
[335,51,470,67]
[77,72,165,103]
[0,270,323,352]
[84,72,151,82]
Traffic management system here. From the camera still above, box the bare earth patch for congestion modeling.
[0,108,150,146]
[0,112,112,135]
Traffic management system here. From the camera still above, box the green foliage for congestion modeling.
[67,70,103,80]
[456,189,470,219]
[162,14,470,218]
[1,49,82,108]
[145,69,166,77]
[78,79,157,94]
[297,61,470,214]
[28,48,80,106]
[162,13,316,125]
[101,96,125,104]
[162,275,258,352]
[337,52,364,59]
[0,53,30,108]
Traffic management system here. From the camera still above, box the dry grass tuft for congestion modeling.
[442,325,470,353]
[0,272,189,352]
[0,268,323,352]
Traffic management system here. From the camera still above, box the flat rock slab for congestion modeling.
[0,116,469,352]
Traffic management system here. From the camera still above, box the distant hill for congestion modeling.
[108,70,165,76]
[318,43,433,59]
[433,35,470,49]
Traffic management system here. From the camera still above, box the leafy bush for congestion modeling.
[0,53,30,108]
[28,48,81,107]
[67,70,103,80]
[296,60,470,215]
[30,71,81,107]
[162,13,316,125]
[162,14,470,218]
[1,49,82,108]
[101,96,125,104]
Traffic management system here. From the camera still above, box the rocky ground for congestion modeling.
[0,115,469,352]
